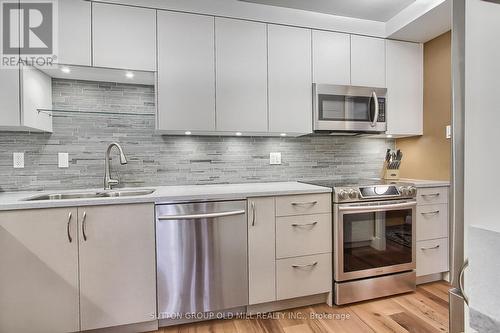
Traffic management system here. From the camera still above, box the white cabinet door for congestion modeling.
[157,11,215,132]
[248,197,276,304]
[57,0,91,66]
[21,66,53,132]
[78,204,156,330]
[312,30,350,85]
[0,208,79,333]
[351,35,386,88]
[386,40,423,136]
[268,25,312,134]
[215,18,268,133]
[0,67,20,128]
[92,3,156,71]
[0,66,52,132]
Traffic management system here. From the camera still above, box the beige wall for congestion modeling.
[396,31,451,181]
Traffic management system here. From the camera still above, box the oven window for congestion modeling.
[343,209,412,273]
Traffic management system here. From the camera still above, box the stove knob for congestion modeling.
[408,186,417,196]
[338,190,349,200]
[399,186,409,196]
[348,189,359,199]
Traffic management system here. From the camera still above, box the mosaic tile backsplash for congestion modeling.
[0,79,393,192]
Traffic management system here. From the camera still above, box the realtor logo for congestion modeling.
[1,0,57,67]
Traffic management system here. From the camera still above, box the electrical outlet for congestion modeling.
[270,152,282,165]
[13,152,24,169]
[58,153,69,168]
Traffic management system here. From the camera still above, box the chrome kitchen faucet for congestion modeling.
[104,143,128,190]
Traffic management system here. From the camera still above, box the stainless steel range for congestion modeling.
[301,179,417,305]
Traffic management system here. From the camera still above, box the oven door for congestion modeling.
[334,200,416,282]
[313,84,387,133]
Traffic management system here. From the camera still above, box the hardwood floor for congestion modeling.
[153,281,449,333]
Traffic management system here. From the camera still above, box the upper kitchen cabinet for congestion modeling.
[157,11,215,133]
[386,40,423,137]
[57,0,91,66]
[312,30,350,85]
[351,35,386,88]
[268,25,312,134]
[0,68,20,129]
[92,3,156,71]
[215,18,268,133]
[0,66,52,132]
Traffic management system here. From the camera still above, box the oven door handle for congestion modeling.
[338,201,416,212]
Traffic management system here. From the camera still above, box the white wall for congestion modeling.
[464,0,500,329]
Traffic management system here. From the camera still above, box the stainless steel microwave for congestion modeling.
[313,84,387,133]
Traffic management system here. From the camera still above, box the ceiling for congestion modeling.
[239,0,417,22]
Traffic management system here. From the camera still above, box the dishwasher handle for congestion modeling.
[158,210,246,221]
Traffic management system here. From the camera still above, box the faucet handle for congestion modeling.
[107,179,119,189]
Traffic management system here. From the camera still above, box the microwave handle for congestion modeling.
[370,91,379,127]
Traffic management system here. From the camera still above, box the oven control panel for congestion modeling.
[334,184,416,202]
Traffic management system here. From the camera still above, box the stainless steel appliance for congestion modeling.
[301,179,417,305]
[155,200,248,321]
[450,0,467,331]
[313,84,387,133]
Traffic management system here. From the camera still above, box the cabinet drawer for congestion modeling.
[416,238,449,277]
[276,194,331,217]
[417,187,449,205]
[276,253,331,300]
[417,204,449,241]
[276,214,331,259]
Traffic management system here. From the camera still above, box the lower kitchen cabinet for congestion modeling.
[0,208,79,333]
[415,186,450,279]
[78,204,156,330]
[276,253,332,300]
[0,203,156,332]
[248,193,333,307]
[248,197,276,305]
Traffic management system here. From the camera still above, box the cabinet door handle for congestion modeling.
[82,211,87,241]
[291,222,318,228]
[291,201,318,206]
[421,210,440,216]
[420,244,440,250]
[421,193,440,198]
[251,201,256,226]
[292,262,318,269]
[67,212,73,243]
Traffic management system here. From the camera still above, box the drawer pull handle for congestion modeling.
[292,262,318,269]
[421,193,440,198]
[421,245,440,250]
[291,222,318,228]
[421,210,440,216]
[291,201,318,206]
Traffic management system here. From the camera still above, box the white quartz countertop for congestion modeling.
[0,182,331,211]
[398,178,450,188]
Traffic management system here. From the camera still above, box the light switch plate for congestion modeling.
[13,152,24,168]
[270,152,282,165]
[58,153,69,168]
[446,125,451,139]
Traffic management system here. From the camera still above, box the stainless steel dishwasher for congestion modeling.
[156,200,248,320]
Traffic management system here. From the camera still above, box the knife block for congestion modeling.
[384,168,400,180]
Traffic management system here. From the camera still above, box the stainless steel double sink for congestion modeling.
[24,189,156,201]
